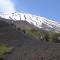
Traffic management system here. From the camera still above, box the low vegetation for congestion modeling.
[0,45,13,59]
[21,28,60,43]
[10,20,60,43]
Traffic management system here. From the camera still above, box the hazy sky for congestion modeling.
[0,0,60,22]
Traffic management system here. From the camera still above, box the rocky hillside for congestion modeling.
[0,12,60,32]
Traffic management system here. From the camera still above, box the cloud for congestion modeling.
[0,0,16,13]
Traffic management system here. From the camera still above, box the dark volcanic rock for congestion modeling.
[0,17,60,60]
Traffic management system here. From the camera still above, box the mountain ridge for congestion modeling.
[0,12,60,32]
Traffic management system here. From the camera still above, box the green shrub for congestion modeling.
[21,28,59,43]
[17,28,21,31]
[0,45,13,58]
[48,32,59,42]
[22,29,26,34]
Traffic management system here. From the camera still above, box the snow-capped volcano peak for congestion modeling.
[0,12,60,32]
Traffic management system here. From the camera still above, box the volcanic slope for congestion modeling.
[0,18,60,60]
